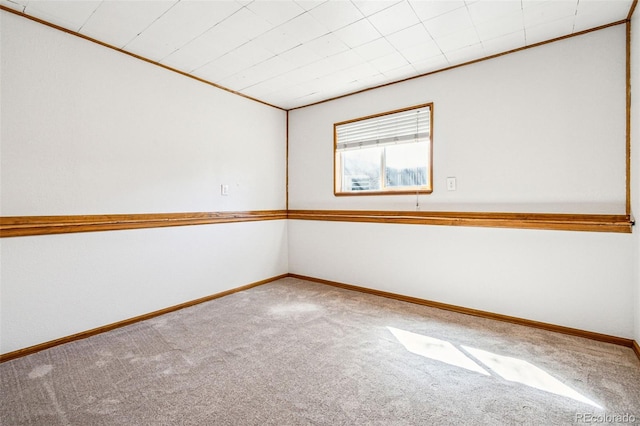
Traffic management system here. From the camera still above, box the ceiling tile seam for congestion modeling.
[206,12,386,92]
[167,5,261,73]
[188,6,329,76]
[121,0,180,51]
[521,0,528,46]
[465,1,485,54]
[404,2,450,69]
[77,0,102,33]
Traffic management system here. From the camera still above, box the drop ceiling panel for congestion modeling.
[23,0,101,31]
[123,0,243,61]
[80,1,177,49]
[1,0,634,110]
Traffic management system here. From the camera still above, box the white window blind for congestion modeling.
[336,106,430,152]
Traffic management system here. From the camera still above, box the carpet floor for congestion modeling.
[1,277,639,425]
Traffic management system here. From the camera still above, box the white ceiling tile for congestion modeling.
[333,18,381,48]
[9,0,632,109]
[123,1,243,60]
[385,23,433,50]
[466,0,523,25]
[409,0,467,22]
[80,1,177,49]
[229,40,276,66]
[474,11,524,40]
[294,1,327,11]
[574,0,632,32]
[306,1,364,32]
[340,62,383,82]
[278,45,323,68]
[353,38,397,61]
[443,42,485,65]
[0,0,28,12]
[24,0,103,31]
[412,53,450,74]
[302,33,349,58]
[525,15,576,45]
[423,6,474,39]
[255,12,328,55]
[288,58,335,81]
[522,1,577,27]
[193,43,274,83]
[481,30,526,56]
[367,1,421,36]
[370,51,410,73]
[352,0,403,17]
[321,49,366,71]
[219,55,293,90]
[248,0,306,26]
[382,63,419,80]
[435,27,480,52]
[160,27,238,72]
[398,42,443,63]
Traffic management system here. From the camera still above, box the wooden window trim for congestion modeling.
[334,103,434,196]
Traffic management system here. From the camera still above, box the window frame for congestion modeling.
[333,102,434,196]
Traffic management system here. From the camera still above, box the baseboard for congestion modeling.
[3,273,638,364]
[0,274,288,363]
[287,274,639,357]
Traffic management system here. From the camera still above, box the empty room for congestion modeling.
[1,0,639,424]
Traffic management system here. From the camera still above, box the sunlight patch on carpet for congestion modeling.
[388,326,603,409]
[387,327,489,375]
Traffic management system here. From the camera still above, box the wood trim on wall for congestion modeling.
[627,20,632,216]
[1,209,632,237]
[0,274,288,363]
[288,210,634,233]
[0,210,287,238]
[288,274,639,354]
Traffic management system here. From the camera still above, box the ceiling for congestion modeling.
[1,0,634,110]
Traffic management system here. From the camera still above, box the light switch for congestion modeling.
[446,177,456,191]
[221,184,229,196]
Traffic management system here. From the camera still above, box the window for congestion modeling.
[334,103,433,195]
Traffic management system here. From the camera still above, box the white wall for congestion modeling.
[0,11,288,354]
[289,220,634,337]
[289,25,627,214]
[288,25,635,338]
[0,12,286,215]
[631,11,640,344]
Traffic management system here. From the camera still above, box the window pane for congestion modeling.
[341,147,381,191]
[385,142,428,188]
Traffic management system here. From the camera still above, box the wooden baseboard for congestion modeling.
[287,274,638,354]
[3,273,638,364]
[633,340,640,362]
[0,274,288,363]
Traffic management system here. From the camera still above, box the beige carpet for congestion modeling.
[1,277,639,425]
